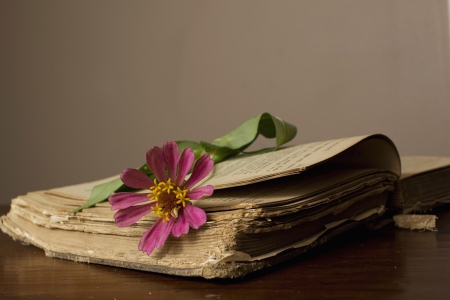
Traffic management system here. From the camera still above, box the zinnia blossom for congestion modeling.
[109,141,214,255]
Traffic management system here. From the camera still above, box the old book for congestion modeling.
[390,156,450,213]
[0,134,400,279]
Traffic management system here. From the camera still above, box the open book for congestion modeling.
[1,134,400,278]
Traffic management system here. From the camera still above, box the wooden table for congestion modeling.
[1,204,450,299]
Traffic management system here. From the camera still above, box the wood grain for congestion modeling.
[1,205,449,299]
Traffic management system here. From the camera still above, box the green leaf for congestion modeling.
[199,141,240,163]
[70,164,154,214]
[199,112,297,163]
[70,177,124,214]
[71,112,297,213]
[211,112,297,151]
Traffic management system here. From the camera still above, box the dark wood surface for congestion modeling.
[1,204,450,300]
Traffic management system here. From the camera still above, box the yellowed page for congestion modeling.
[46,134,399,202]
[201,134,399,189]
[47,175,119,200]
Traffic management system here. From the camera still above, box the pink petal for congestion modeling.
[113,203,154,227]
[121,168,154,189]
[138,219,162,254]
[172,210,189,237]
[184,154,214,189]
[109,192,150,210]
[186,185,214,200]
[138,218,174,255]
[146,146,167,182]
[175,148,194,186]
[155,218,174,248]
[183,203,207,229]
[162,142,179,182]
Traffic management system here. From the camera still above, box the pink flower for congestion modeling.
[109,142,214,255]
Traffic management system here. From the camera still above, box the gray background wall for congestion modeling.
[1,0,449,205]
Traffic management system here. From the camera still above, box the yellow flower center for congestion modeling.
[148,178,190,222]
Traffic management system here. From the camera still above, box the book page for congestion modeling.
[46,134,399,201]
[47,175,119,200]
[47,136,368,199]
[201,134,400,189]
